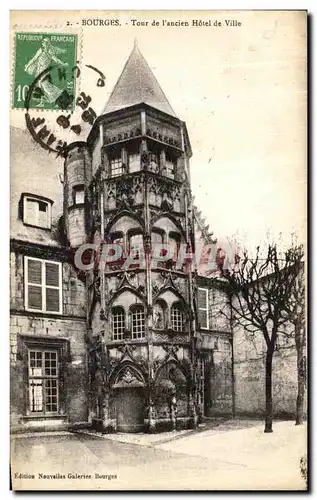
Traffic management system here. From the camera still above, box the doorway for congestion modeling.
[115,387,145,432]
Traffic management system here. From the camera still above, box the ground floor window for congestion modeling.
[28,349,59,414]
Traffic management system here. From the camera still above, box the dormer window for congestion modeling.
[22,194,53,229]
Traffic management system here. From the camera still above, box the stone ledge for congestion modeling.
[11,416,69,434]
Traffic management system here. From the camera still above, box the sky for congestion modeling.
[10,10,307,251]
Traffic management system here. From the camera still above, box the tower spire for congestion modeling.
[102,41,176,117]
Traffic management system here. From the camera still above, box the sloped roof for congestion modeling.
[102,41,177,117]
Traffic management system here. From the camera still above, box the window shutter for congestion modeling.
[38,201,48,227]
[28,259,42,284]
[45,262,59,287]
[23,196,51,229]
[45,262,61,312]
[26,199,38,226]
[28,286,43,310]
[27,259,42,310]
[198,309,208,329]
[197,288,207,309]
[46,288,60,312]
[25,258,62,313]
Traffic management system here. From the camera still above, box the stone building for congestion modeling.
[64,41,233,432]
[10,128,88,432]
[10,42,300,433]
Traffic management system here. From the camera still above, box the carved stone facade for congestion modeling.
[62,43,233,433]
[10,43,234,434]
[10,42,301,435]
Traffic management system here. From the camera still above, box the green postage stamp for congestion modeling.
[13,32,78,110]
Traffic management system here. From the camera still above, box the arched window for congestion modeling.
[171,303,184,332]
[130,305,145,339]
[153,299,167,330]
[109,231,124,249]
[151,230,164,246]
[128,233,143,260]
[108,232,125,269]
[112,307,125,341]
[151,230,165,256]
[168,231,181,263]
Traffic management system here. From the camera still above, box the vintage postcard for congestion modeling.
[10,10,307,491]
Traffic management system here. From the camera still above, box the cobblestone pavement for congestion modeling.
[11,420,307,491]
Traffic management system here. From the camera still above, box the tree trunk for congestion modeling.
[264,348,274,433]
[295,326,306,425]
[295,354,306,425]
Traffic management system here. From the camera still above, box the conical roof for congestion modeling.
[102,41,177,117]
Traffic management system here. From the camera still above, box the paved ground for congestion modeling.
[10,419,307,491]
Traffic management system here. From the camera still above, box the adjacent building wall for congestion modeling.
[10,249,88,432]
[233,316,301,418]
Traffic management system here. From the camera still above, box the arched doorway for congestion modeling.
[154,362,188,418]
[115,387,145,432]
[112,366,146,432]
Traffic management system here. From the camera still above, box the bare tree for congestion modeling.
[281,256,306,425]
[220,243,304,433]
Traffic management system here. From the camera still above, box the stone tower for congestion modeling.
[65,41,199,432]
